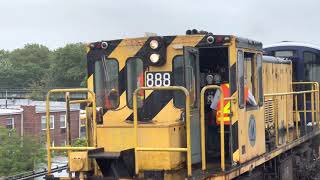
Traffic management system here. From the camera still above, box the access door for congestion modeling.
[183,46,201,164]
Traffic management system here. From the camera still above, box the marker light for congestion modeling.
[207,36,215,44]
[101,42,108,49]
[150,53,160,63]
[215,36,223,43]
[150,40,159,50]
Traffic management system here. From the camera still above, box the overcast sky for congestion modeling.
[0,0,319,50]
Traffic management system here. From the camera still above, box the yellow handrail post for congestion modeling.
[133,86,191,176]
[133,92,139,176]
[295,95,299,138]
[186,92,192,177]
[200,88,206,171]
[46,91,52,175]
[219,89,225,171]
[46,88,97,176]
[303,93,307,134]
[200,85,228,171]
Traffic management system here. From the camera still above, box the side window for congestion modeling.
[257,54,263,106]
[244,52,258,108]
[185,54,197,107]
[304,51,320,82]
[173,56,185,108]
[237,50,244,108]
[126,58,144,109]
[94,58,120,110]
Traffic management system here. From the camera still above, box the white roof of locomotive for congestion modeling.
[264,41,320,51]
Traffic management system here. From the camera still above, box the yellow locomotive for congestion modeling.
[45,30,320,179]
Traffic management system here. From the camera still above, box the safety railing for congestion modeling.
[133,86,192,176]
[292,82,320,134]
[264,82,319,146]
[200,85,236,172]
[46,88,97,175]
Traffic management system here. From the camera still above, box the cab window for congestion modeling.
[126,58,144,109]
[244,52,259,108]
[173,56,185,108]
[185,54,197,107]
[237,50,244,108]
[257,54,263,106]
[94,58,120,110]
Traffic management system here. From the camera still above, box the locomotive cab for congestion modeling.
[83,34,266,178]
[44,31,320,180]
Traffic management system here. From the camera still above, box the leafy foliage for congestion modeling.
[72,138,87,147]
[0,127,46,176]
[0,43,87,90]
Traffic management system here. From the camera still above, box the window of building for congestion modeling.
[6,118,14,130]
[304,51,320,82]
[126,58,144,108]
[41,115,54,130]
[94,58,120,110]
[60,114,66,128]
[173,56,185,108]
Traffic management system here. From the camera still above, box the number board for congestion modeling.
[145,72,172,87]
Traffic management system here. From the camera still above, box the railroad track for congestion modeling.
[6,165,67,180]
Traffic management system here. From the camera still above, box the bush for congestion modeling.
[0,127,46,176]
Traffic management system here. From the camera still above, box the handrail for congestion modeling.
[292,82,320,129]
[133,86,192,176]
[200,85,228,171]
[264,82,319,145]
[46,88,97,175]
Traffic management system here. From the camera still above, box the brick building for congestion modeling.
[0,99,81,146]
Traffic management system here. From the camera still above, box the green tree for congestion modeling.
[0,127,46,176]
[49,43,87,87]
[0,44,50,88]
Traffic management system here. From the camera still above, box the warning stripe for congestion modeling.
[125,36,176,121]
[126,35,205,121]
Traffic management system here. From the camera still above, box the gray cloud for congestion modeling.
[0,0,319,50]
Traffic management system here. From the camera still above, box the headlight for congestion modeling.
[150,40,159,50]
[150,53,160,63]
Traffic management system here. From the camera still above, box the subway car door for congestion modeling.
[183,46,201,164]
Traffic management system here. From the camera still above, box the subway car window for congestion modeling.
[304,52,320,82]
[94,58,120,110]
[173,56,185,108]
[126,58,144,108]
[274,50,295,57]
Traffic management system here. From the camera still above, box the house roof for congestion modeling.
[0,108,23,116]
[0,99,80,113]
